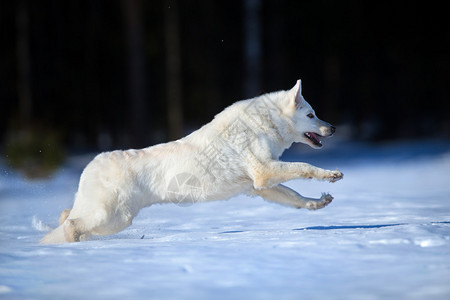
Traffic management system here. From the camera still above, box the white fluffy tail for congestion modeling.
[40,224,67,244]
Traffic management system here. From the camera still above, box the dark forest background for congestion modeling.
[1,0,449,175]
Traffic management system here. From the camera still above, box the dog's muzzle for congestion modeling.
[330,125,336,136]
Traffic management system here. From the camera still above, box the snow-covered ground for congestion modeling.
[1,139,449,299]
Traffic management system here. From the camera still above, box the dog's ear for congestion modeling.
[289,79,303,109]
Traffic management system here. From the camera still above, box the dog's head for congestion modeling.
[282,80,335,149]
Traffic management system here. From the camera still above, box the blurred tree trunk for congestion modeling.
[323,54,340,121]
[203,1,221,120]
[16,0,32,127]
[123,0,147,147]
[164,1,183,140]
[266,0,286,91]
[244,0,262,98]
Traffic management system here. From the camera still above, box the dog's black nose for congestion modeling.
[330,125,336,135]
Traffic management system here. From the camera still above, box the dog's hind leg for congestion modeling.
[59,209,71,225]
[63,218,96,242]
[250,184,333,210]
[64,218,89,242]
[62,200,134,242]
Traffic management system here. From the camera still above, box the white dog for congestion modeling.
[41,80,343,244]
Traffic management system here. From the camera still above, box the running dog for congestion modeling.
[41,80,343,244]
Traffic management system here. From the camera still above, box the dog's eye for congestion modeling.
[307,113,314,119]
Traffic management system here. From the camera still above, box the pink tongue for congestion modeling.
[309,132,322,145]
[310,132,319,141]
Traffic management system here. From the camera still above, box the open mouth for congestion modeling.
[304,132,323,147]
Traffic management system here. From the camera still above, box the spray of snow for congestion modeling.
[32,216,52,232]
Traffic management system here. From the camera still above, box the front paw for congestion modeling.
[327,170,343,183]
[305,193,333,210]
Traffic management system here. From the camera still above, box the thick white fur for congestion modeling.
[41,80,343,244]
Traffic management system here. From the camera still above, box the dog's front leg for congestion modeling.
[250,184,333,210]
[251,160,343,189]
